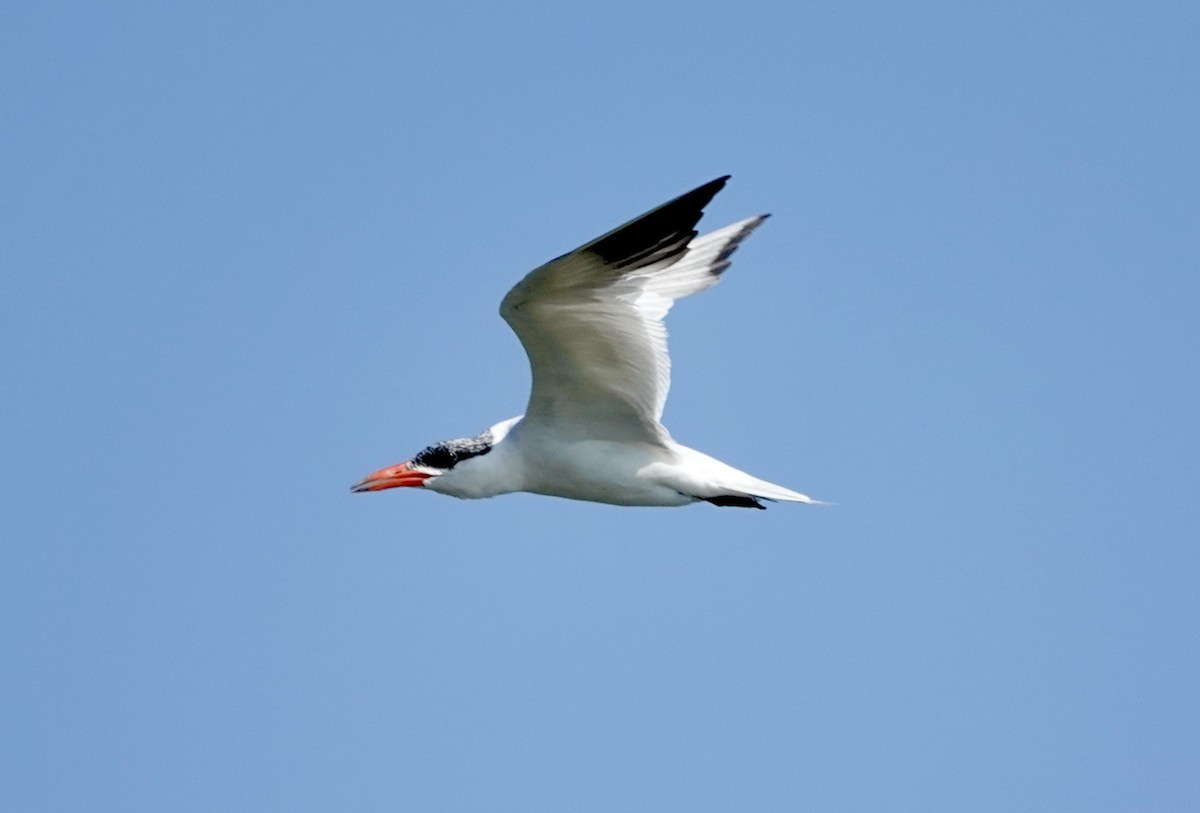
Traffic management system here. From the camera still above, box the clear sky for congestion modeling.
[3,1,1198,810]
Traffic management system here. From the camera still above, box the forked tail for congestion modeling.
[687,450,825,510]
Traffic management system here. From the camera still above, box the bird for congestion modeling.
[352,176,819,509]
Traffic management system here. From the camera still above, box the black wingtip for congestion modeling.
[584,176,733,270]
[703,495,768,509]
[657,176,729,217]
[691,175,730,201]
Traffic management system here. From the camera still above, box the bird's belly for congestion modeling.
[518,441,696,507]
[526,476,696,507]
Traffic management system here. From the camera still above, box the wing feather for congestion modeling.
[500,178,767,442]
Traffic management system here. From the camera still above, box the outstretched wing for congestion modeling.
[500,177,768,442]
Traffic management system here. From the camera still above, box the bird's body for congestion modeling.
[353,177,819,509]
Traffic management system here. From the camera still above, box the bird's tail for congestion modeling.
[731,473,826,506]
[679,447,825,508]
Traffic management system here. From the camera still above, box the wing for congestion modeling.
[500,176,768,442]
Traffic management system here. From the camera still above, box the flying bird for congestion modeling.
[352,177,818,509]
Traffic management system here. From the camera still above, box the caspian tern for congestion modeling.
[352,176,819,509]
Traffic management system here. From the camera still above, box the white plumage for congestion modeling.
[353,177,819,509]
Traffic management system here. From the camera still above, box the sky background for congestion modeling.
[3,1,1198,810]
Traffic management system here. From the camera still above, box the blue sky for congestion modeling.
[3,1,1197,810]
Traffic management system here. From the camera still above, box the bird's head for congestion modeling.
[350,434,494,494]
